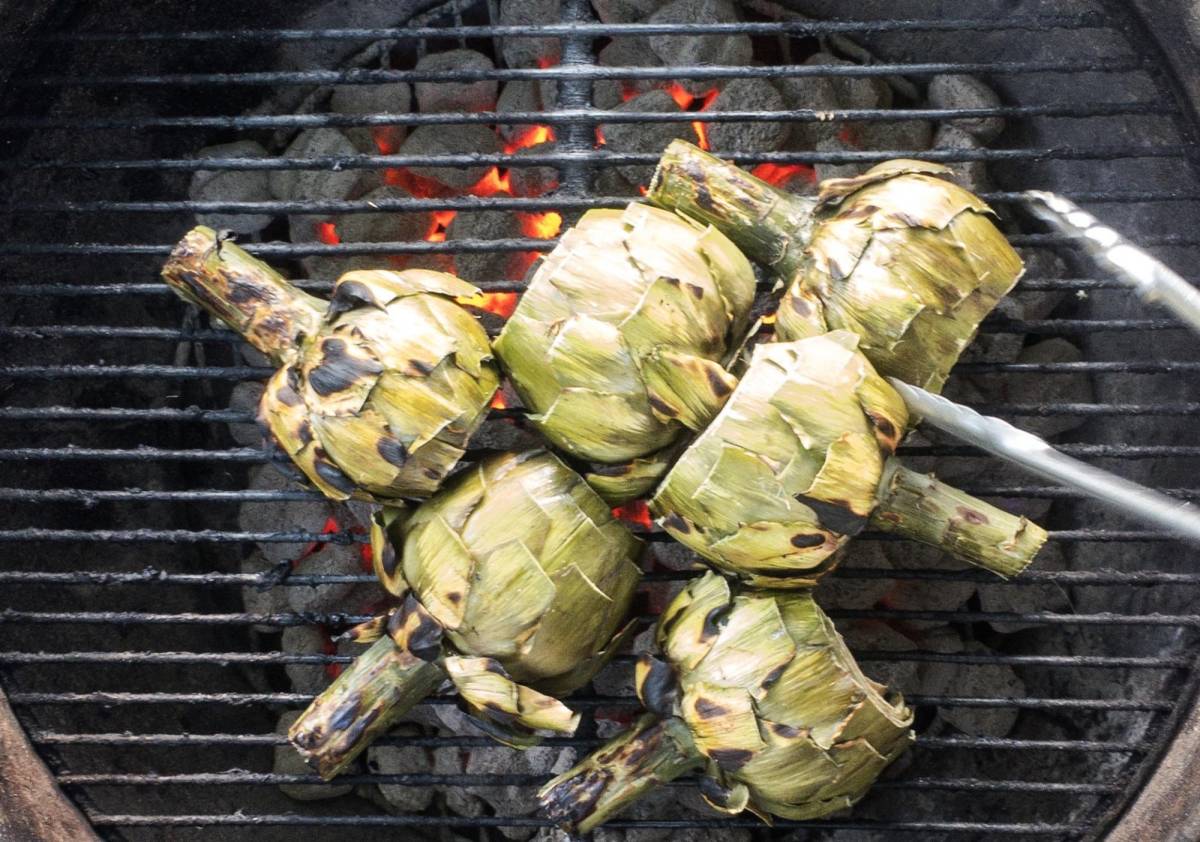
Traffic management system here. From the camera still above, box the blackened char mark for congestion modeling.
[308,337,384,396]
[793,494,869,537]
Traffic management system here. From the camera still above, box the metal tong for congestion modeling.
[888,192,1200,545]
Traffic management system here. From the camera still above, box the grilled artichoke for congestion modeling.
[540,571,915,832]
[648,140,1024,393]
[163,227,499,501]
[649,332,1047,584]
[492,202,757,502]
[289,450,644,778]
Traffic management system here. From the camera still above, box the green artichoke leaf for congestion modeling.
[734,722,844,816]
[443,655,581,734]
[680,682,765,771]
[370,506,410,597]
[546,315,641,393]
[585,453,673,505]
[355,294,459,379]
[404,512,476,630]
[687,595,796,696]
[656,572,731,673]
[310,408,415,496]
[343,267,481,301]
[695,223,757,338]
[641,349,737,431]
[520,563,618,682]
[299,327,383,417]
[534,617,639,698]
[814,159,958,210]
[537,387,673,463]
[457,538,557,660]
[620,274,725,361]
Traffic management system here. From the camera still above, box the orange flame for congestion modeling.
[457,291,519,319]
[663,84,719,151]
[314,222,340,245]
[612,500,653,531]
[469,166,513,197]
[751,163,817,190]
[490,389,508,410]
[425,209,457,243]
[504,123,556,155]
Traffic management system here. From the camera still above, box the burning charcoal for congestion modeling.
[189,140,274,235]
[282,625,337,696]
[499,0,563,70]
[399,124,500,191]
[602,89,693,184]
[435,745,487,817]
[286,543,363,614]
[806,51,893,112]
[237,465,338,567]
[774,73,840,151]
[240,550,291,632]
[269,128,363,202]
[919,641,1026,737]
[593,37,667,110]
[335,185,431,245]
[815,541,893,610]
[497,81,545,142]
[509,142,559,197]
[813,134,866,182]
[703,78,788,155]
[855,117,934,154]
[647,0,752,95]
[927,73,1006,142]
[330,81,413,154]
[590,0,664,22]
[979,543,1071,633]
[275,711,353,800]
[1002,337,1095,438]
[366,725,437,813]
[933,123,990,194]
[226,380,265,447]
[467,745,576,839]
[878,543,977,628]
[1016,247,1070,321]
[414,49,498,114]
[956,295,1024,366]
[840,619,921,691]
[595,165,642,198]
[446,209,527,283]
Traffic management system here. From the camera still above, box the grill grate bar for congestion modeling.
[1,567,1196,588]
[0,276,1179,298]
[0,232,1193,257]
[8,144,1186,174]
[8,16,1113,43]
[0,100,1168,134]
[3,607,1196,629]
[54,771,1117,795]
[81,813,1087,834]
[29,731,1149,753]
[16,58,1151,88]
[0,443,1193,460]
[1,649,1186,669]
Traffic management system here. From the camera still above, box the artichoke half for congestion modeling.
[493,202,757,503]
[289,450,644,778]
[649,332,1047,585]
[648,140,1024,393]
[163,227,499,502]
[539,571,915,832]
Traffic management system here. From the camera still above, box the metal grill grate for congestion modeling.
[2,1,1200,839]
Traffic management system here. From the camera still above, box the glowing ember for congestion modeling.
[425,209,457,243]
[665,82,694,111]
[385,167,453,198]
[662,84,719,150]
[469,166,513,197]
[612,500,653,531]
[751,162,817,190]
[691,88,719,151]
[489,389,509,410]
[523,210,562,240]
[837,124,862,148]
[504,124,556,155]
[321,630,343,679]
[314,222,340,245]
[761,313,777,325]
[457,291,519,319]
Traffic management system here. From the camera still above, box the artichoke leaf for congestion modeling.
[656,572,731,673]
[370,506,410,597]
[403,513,476,630]
[520,563,618,682]
[444,655,581,734]
[689,595,796,696]
[457,538,557,659]
[641,349,737,431]
[680,682,764,771]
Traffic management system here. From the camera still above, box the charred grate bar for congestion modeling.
[1,0,1200,840]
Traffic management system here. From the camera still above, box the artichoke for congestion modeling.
[648,140,1024,393]
[289,450,644,778]
[539,571,915,832]
[163,227,499,501]
[493,202,757,502]
[649,332,1047,585]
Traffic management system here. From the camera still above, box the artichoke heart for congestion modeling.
[290,450,644,779]
[493,202,756,501]
[650,332,1047,584]
[539,572,915,832]
[162,227,499,502]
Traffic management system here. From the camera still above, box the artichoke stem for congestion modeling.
[288,634,445,780]
[539,715,703,834]
[162,226,325,365]
[647,140,817,279]
[869,459,1049,578]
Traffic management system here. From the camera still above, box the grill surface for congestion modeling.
[2,1,1200,840]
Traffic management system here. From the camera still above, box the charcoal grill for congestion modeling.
[3,1,1200,839]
